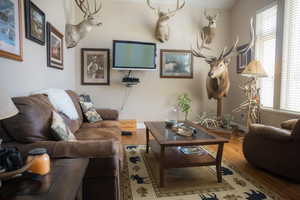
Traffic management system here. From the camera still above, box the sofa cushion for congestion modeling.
[1,94,55,143]
[81,121,120,129]
[51,111,77,141]
[75,127,121,142]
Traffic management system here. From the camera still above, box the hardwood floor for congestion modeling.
[122,130,300,200]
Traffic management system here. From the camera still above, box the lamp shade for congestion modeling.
[0,88,18,120]
[241,60,268,78]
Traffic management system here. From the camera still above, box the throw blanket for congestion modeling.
[32,89,79,120]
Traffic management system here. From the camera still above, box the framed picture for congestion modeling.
[81,48,110,85]
[160,49,193,79]
[0,0,23,61]
[237,44,252,73]
[47,22,64,69]
[24,0,45,45]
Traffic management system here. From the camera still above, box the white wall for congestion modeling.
[75,0,232,122]
[0,0,76,97]
[226,0,300,127]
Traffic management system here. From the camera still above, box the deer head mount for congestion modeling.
[147,0,185,43]
[202,10,219,45]
[65,0,102,49]
[192,18,254,101]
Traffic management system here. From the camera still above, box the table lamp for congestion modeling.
[0,88,19,121]
[233,60,268,127]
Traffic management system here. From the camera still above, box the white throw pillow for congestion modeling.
[51,111,77,141]
[33,89,79,120]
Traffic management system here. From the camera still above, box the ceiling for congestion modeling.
[112,0,238,9]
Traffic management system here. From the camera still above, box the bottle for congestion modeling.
[26,148,50,176]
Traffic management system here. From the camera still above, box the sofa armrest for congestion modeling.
[96,109,119,120]
[281,119,299,130]
[249,124,293,142]
[5,140,117,159]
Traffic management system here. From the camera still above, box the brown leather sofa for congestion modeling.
[243,119,300,182]
[0,90,123,200]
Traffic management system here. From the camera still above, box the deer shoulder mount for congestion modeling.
[202,10,219,45]
[65,0,102,49]
[192,18,254,100]
[147,0,185,43]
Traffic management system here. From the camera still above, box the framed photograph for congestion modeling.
[47,22,64,69]
[0,0,23,61]
[81,48,110,85]
[160,49,193,79]
[24,0,45,45]
[236,44,252,73]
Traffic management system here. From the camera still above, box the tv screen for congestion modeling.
[113,40,156,70]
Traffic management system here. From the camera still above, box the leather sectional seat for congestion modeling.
[0,90,122,200]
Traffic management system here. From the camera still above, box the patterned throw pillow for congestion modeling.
[79,100,103,123]
[51,111,77,141]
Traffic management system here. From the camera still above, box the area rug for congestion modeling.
[122,145,281,200]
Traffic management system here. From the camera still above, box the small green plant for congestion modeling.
[177,94,192,121]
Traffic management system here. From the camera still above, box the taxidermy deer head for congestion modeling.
[147,0,186,43]
[202,10,219,45]
[65,0,102,49]
[192,18,254,100]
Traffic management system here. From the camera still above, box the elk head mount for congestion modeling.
[65,0,102,49]
[202,10,219,45]
[147,0,186,43]
[192,18,254,118]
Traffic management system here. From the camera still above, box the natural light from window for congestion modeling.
[256,5,277,108]
[280,0,300,112]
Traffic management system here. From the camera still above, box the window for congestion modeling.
[280,0,300,112]
[256,4,278,108]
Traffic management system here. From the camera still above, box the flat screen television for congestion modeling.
[113,40,156,70]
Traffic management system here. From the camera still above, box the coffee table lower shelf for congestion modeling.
[148,140,224,187]
[149,140,216,169]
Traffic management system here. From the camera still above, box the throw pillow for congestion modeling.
[291,119,300,137]
[79,100,103,123]
[51,111,77,141]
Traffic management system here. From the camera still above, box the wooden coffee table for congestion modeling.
[144,121,229,187]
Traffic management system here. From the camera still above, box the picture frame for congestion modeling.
[24,0,46,45]
[160,49,194,79]
[236,44,252,73]
[0,0,23,61]
[47,22,64,70]
[81,48,110,86]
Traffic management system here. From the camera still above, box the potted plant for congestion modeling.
[177,94,192,121]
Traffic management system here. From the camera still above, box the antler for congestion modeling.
[168,0,186,16]
[237,18,255,54]
[74,0,102,17]
[192,31,216,63]
[146,0,159,12]
[90,0,102,16]
[75,0,89,18]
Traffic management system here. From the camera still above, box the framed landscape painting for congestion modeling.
[0,0,23,61]
[81,48,110,85]
[160,49,193,79]
[47,22,64,69]
[24,0,46,45]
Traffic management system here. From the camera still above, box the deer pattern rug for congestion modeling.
[122,145,281,200]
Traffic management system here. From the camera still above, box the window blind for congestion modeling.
[280,0,300,112]
[256,4,277,108]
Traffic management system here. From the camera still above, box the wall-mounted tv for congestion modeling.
[113,40,156,70]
